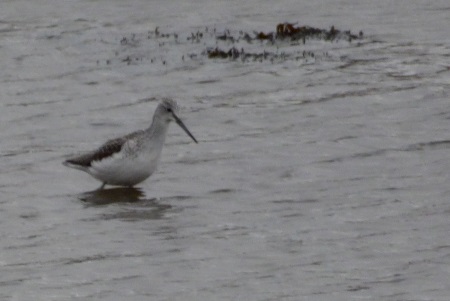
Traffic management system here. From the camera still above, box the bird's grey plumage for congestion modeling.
[64,131,143,168]
[63,99,197,188]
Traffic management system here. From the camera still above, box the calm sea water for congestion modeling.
[1,0,450,300]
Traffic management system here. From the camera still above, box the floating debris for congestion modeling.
[205,46,317,63]
[105,23,364,65]
[204,23,363,61]
[247,23,362,43]
[207,47,240,59]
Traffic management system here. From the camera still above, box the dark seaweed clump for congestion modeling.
[274,23,362,41]
[106,22,364,65]
[206,23,363,61]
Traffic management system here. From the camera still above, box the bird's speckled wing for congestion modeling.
[65,131,143,167]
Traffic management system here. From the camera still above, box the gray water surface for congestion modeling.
[1,0,450,300]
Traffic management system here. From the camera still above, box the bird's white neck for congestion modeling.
[144,115,170,147]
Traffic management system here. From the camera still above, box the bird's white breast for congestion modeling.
[89,141,162,186]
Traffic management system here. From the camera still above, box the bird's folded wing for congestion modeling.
[65,130,145,167]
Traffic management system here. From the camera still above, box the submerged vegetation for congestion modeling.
[105,22,364,66]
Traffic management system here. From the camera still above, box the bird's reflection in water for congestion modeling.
[78,187,172,221]
[79,187,146,205]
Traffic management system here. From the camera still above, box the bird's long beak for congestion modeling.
[172,112,198,143]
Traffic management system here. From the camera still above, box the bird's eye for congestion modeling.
[166,107,172,113]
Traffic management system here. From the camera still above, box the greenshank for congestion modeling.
[63,99,197,189]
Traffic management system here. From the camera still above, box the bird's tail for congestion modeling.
[63,160,89,172]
